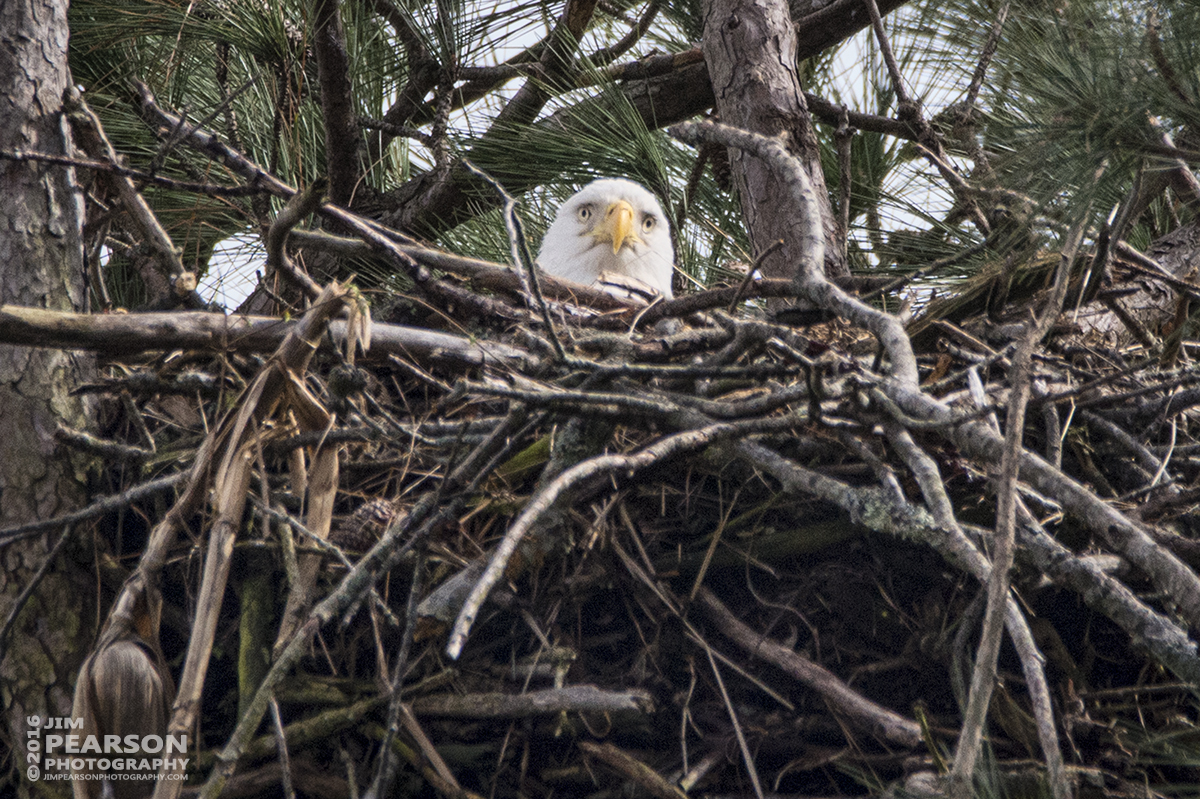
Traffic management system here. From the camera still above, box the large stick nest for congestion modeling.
[10,109,1200,799]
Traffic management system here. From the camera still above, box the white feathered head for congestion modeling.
[536,178,675,298]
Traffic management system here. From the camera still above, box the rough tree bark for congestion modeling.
[313,0,360,207]
[0,0,95,794]
[703,0,850,281]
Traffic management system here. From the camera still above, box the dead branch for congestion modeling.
[696,587,922,747]
[410,685,654,718]
[578,741,686,799]
[0,304,530,369]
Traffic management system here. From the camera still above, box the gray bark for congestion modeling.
[702,0,850,281]
[0,0,95,794]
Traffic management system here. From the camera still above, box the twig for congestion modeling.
[1115,250,1200,303]
[358,116,436,146]
[578,741,685,799]
[0,473,186,546]
[120,392,157,453]
[364,550,427,799]
[0,525,74,658]
[0,147,268,196]
[65,87,187,285]
[726,239,783,312]
[200,503,435,798]
[725,431,1071,793]
[149,284,354,799]
[1147,8,1191,106]
[965,2,1010,110]
[54,422,153,463]
[885,424,960,529]
[863,0,910,105]
[1151,418,1177,488]
[869,385,996,430]
[859,6,997,235]
[896,369,1200,633]
[705,646,764,799]
[1036,380,1064,469]
[269,698,297,799]
[1012,517,1200,684]
[1080,410,1165,479]
[609,529,796,714]
[589,0,662,67]
[462,160,564,360]
[864,240,991,301]
[245,492,403,635]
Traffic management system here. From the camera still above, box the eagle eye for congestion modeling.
[641,215,656,233]
[576,205,593,222]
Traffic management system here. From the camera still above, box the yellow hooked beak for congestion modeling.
[593,199,642,254]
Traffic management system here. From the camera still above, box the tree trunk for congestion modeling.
[702,0,850,282]
[0,0,95,794]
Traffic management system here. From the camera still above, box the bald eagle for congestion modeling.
[537,178,675,298]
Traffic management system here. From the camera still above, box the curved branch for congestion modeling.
[265,178,327,301]
[669,120,918,386]
[696,586,922,747]
[445,416,798,659]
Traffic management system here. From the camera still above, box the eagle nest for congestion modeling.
[18,131,1200,799]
